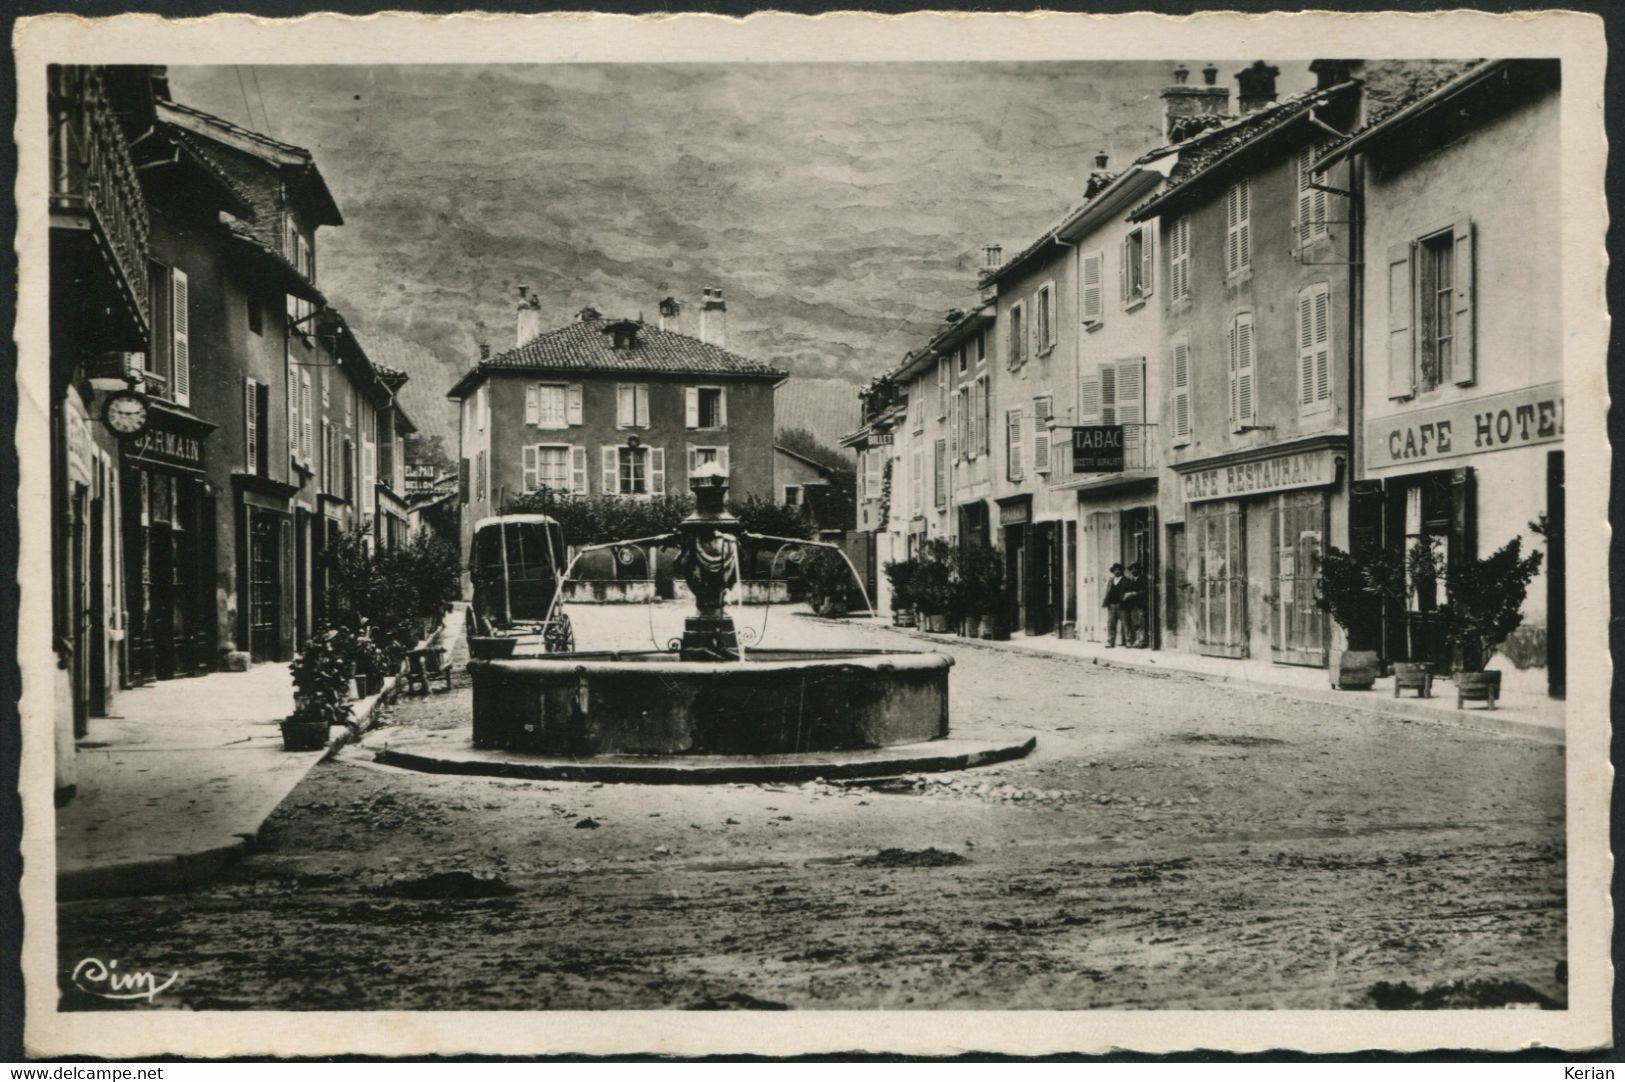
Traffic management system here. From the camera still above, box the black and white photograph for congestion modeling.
[13,8,1611,1059]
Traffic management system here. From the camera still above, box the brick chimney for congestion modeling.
[1236,61,1281,116]
[699,287,726,347]
[1161,62,1230,143]
[515,285,543,346]
[475,320,491,360]
[1309,59,1361,90]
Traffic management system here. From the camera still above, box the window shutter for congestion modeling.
[718,446,729,475]
[1100,363,1118,425]
[937,358,949,415]
[1386,241,1415,399]
[1313,285,1331,404]
[1118,237,1129,304]
[1237,181,1250,270]
[301,372,313,462]
[1006,408,1023,481]
[523,445,538,491]
[1452,219,1475,386]
[1234,314,1255,426]
[636,384,650,426]
[716,388,727,427]
[685,387,699,429]
[171,268,190,406]
[617,385,633,427]
[525,384,539,425]
[1172,339,1191,442]
[650,447,666,496]
[1298,290,1315,406]
[686,444,697,477]
[1116,359,1144,459]
[1080,371,1102,425]
[1296,148,1315,245]
[244,378,258,471]
[566,384,584,425]
[602,446,618,494]
[1170,216,1189,300]
[1033,416,1051,473]
[571,446,589,494]
[1140,228,1154,299]
[1225,187,1238,274]
[934,437,947,507]
[1082,251,1104,323]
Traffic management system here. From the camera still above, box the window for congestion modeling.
[686,386,725,429]
[522,445,571,492]
[1081,250,1105,325]
[1032,395,1053,473]
[784,485,801,507]
[345,439,356,503]
[1006,407,1024,481]
[688,445,730,475]
[937,357,950,417]
[1228,311,1256,429]
[864,449,882,499]
[1171,335,1192,445]
[299,370,313,464]
[977,331,987,364]
[1296,144,1330,245]
[958,342,969,375]
[321,419,334,493]
[618,384,651,428]
[933,437,947,509]
[170,268,190,406]
[955,386,970,458]
[1121,226,1153,304]
[1387,220,1475,398]
[247,294,262,336]
[1225,180,1251,277]
[1418,230,1456,389]
[1080,360,1145,465]
[603,445,665,496]
[1169,215,1191,302]
[1007,303,1026,369]
[526,383,581,427]
[243,378,268,476]
[1036,283,1055,351]
[975,375,990,456]
[1297,282,1333,413]
[911,444,924,516]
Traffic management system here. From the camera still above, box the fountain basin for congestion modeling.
[469,648,951,757]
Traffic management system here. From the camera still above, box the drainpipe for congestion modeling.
[1051,228,1078,639]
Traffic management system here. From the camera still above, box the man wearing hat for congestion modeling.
[1122,561,1149,647]
[1101,562,1127,647]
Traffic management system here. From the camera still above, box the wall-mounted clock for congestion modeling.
[101,389,151,439]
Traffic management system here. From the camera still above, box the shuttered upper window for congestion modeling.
[1081,251,1105,325]
[1228,311,1256,429]
[1296,144,1330,246]
[1169,216,1191,302]
[526,383,582,428]
[1171,335,1192,445]
[1120,226,1153,306]
[1386,219,1475,399]
[1006,407,1024,481]
[1297,282,1333,414]
[1032,395,1053,473]
[1225,181,1251,277]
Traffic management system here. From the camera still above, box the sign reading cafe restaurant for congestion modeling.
[1181,447,1341,503]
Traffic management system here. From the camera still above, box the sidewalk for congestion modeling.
[56,638,408,900]
[872,620,1565,743]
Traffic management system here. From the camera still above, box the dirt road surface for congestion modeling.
[57,604,1565,1011]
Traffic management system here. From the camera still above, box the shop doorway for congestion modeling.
[1165,522,1187,649]
[1195,503,1247,657]
[1269,492,1329,666]
[1121,507,1157,648]
[1004,524,1027,632]
[248,512,282,662]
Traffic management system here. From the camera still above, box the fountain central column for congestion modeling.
[671,463,742,661]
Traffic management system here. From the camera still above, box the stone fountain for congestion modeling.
[387,467,1035,781]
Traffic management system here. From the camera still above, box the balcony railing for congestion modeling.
[1046,422,1161,487]
[50,66,150,333]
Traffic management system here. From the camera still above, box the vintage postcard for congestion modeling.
[14,8,1611,1058]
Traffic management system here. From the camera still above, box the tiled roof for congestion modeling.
[1312,60,1506,171]
[459,318,787,393]
[157,98,344,226]
[225,220,326,305]
[1128,81,1360,221]
[165,128,257,218]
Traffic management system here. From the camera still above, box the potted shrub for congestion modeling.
[1314,546,1404,690]
[914,540,955,633]
[1425,535,1544,709]
[804,548,855,618]
[284,631,355,751]
[955,543,1009,640]
[350,633,392,699]
[883,557,919,627]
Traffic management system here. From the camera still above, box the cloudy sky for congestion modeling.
[169,61,1316,439]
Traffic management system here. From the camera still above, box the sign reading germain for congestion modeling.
[1071,425,1125,473]
[128,427,205,473]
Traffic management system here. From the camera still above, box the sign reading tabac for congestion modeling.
[1071,425,1125,473]
[1182,448,1339,503]
[1365,382,1564,471]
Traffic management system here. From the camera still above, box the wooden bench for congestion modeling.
[403,646,454,696]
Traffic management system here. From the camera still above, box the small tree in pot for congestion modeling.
[284,630,356,751]
[1316,546,1406,690]
[914,540,956,632]
[954,543,1009,640]
[883,557,919,627]
[1420,535,1543,709]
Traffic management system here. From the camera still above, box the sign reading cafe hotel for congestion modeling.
[1365,382,1564,470]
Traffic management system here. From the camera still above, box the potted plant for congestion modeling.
[1424,535,1543,709]
[283,630,355,751]
[955,543,1009,640]
[914,540,954,633]
[883,557,919,627]
[1315,546,1403,690]
[350,633,392,699]
[804,548,855,618]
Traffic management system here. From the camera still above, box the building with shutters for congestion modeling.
[1130,61,1364,668]
[447,304,787,575]
[1317,59,1564,697]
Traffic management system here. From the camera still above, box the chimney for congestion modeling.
[1084,151,1113,200]
[515,285,543,346]
[1309,58,1360,90]
[576,304,602,323]
[699,287,726,347]
[658,295,682,332]
[475,320,491,360]
[983,244,1003,269]
[1161,62,1230,142]
[1236,61,1281,116]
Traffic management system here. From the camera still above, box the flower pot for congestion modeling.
[892,609,917,628]
[280,717,330,752]
[1392,661,1434,699]
[1328,649,1379,690]
[1456,669,1502,710]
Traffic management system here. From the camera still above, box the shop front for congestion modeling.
[121,403,217,684]
[233,475,300,664]
[1360,383,1563,695]
[1173,438,1345,665]
[1072,473,1160,649]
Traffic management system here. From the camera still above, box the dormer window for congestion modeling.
[603,319,642,350]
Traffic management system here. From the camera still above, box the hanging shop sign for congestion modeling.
[1071,425,1125,473]
[1182,447,1340,503]
[997,496,1031,527]
[1365,382,1563,471]
[868,432,895,446]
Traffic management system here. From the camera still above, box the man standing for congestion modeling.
[1122,562,1149,648]
[1101,562,1127,647]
